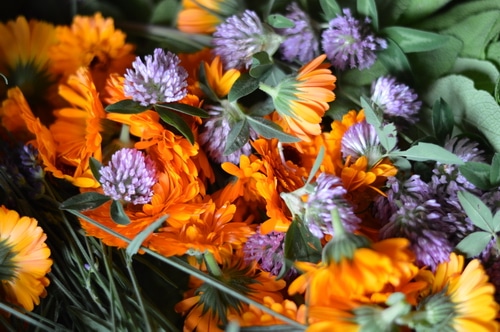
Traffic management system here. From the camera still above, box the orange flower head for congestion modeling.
[415,252,500,332]
[49,12,135,91]
[177,0,242,34]
[0,206,52,312]
[261,54,336,141]
[203,56,241,98]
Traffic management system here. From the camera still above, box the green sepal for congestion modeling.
[278,217,322,279]
[126,215,168,260]
[89,157,103,183]
[458,162,491,190]
[267,14,294,28]
[228,73,260,102]
[155,105,195,144]
[110,200,131,225]
[246,116,300,143]
[455,231,493,258]
[59,192,111,211]
[105,99,150,114]
[154,102,208,118]
[357,0,379,30]
[382,27,449,53]
[224,119,250,155]
[432,98,454,144]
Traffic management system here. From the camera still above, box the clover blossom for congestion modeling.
[341,120,384,166]
[99,148,157,205]
[304,173,361,238]
[370,76,422,124]
[277,2,320,63]
[243,227,289,277]
[124,48,188,106]
[212,10,283,70]
[321,8,387,71]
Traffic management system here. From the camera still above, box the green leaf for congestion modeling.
[250,52,274,79]
[246,116,300,143]
[126,215,168,259]
[455,231,493,258]
[390,142,464,164]
[150,0,179,25]
[305,146,325,186]
[228,73,260,102]
[381,27,449,53]
[432,98,454,143]
[224,119,250,155]
[267,14,294,28]
[490,153,500,186]
[378,38,412,75]
[360,96,396,152]
[423,75,500,152]
[105,99,150,114]
[155,105,195,144]
[495,75,500,105]
[67,307,113,331]
[279,217,322,279]
[357,0,379,30]
[59,192,111,211]
[487,41,500,68]
[450,58,500,92]
[89,157,102,183]
[492,211,500,233]
[458,162,491,190]
[400,0,453,22]
[319,0,341,20]
[376,0,411,26]
[110,200,131,225]
[154,103,208,118]
[458,190,494,233]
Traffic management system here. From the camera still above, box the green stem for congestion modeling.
[119,124,131,146]
[258,82,278,99]
[331,208,345,237]
[204,251,223,277]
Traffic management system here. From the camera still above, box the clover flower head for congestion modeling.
[321,8,387,71]
[278,2,319,63]
[124,48,188,106]
[212,10,282,70]
[371,76,422,124]
[341,120,383,166]
[243,227,287,277]
[304,173,361,238]
[99,148,157,204]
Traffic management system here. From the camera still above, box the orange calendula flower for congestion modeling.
[203,56,241,98]
[177,0,241,34]
[0,16,58,102]
[49,12,135,91]
[0,206,52,312]
[260,54,336,141]
[415,252,500,332]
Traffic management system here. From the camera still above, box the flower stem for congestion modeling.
[119,124,131,145]
[204,251,223,277]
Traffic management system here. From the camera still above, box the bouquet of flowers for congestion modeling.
[1,0,500,330]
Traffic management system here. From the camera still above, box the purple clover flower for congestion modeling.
[243,227,287,277]
[99,148,157,205]
[124,48,188,106]
[212,10,282,70]
[370,76,422,124]
[341,120,384,166]
[198,105,257,164]
[277,2,319,63]
[321,8,387,71]
[304,173,361,238]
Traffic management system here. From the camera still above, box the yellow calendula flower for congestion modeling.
[0,206,52,312]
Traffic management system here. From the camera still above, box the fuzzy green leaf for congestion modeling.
[450,58,500,92]
[155,106,195,144]
[224,119,250,155]
[458,162,491,190]
[89,157,102,183]
[492,211,500,233]
[110,200,131,225]
[105,99,150,114]
[378,38,412,75]
[228,73,260,102]
[267,14,294,28]
[423,75,500,152]
[458,191,494,233]
[400,0,453,22]
[357,0,378,30]
[382,27,449,53]
[319,0,341,20]
[432,98,454,143]
[495,75,500,104]
[154,103,208,118]
[246,116,300,143]
[126,215,168,259]
[455,231,493,258]
[59,192,111,211]
[390,142,464,164]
